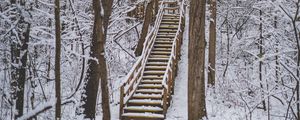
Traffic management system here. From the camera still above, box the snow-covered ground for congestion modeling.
[165,10,189,120]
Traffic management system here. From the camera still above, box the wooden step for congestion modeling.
[149,55,169,58]
[132,93,162,99]
[159,26,178,29]
[138,84,163,89]
[146,62,168,66]
[159,25,178,28]
[151,51,171,55]
[143,75,164,80]
[122,112,164,119]
[162,19,179,22]
[158,29,177,33]
[141,80,163,84]
[164,14,180,18]
[144,71,165,75]
[145,66,167,70]
[136,89,163,94]
[124,106,163,113]
[155,41,173,44]
[156,38,174,41]
[128,99,162,105]
[164,7,179,10]
[161,22,179,25]
[157,32,177,34]
[148,57,169,61]
[152,48,172,52]
[154,44,173,48]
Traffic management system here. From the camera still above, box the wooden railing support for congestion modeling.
[119,85,124,119]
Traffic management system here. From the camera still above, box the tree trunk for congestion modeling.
[135,0,154,56]
[188,0,207,119]
[54,0,62,118]
[10,0,30,119]
[259,8,267,111]
[80,0,113,119]
[208,0,217,86]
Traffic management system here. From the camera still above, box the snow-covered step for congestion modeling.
[152,48,172,51]
[128,99,162,105]
[141,80,163,84]
[161,21,179,24]
[146,62,168,66]
[143,75,164,80]
[158,29,178,33]
[159,25,178,29]
[149,55,169,59]
[155,40,173,44]
[161,19,179,22]
[164,14,180,18]
[122,112,164,119]
[145,66,167,71]
[156,38,174,41]
[151,51,171,55]
[138,84,163,89]
[124,106,163,112]
[159,26,178,29]
[148,57,169,62]
[164,7,179,10]
[132,93,162,99]
[136,89,163,94]
[144,71,165,75]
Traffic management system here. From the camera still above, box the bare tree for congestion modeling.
[10,0,30,119]
[188,0,207,119]
[135,0,154,56]
[80,0,113,119]
[208,0,217,86]
[54,0,62,119]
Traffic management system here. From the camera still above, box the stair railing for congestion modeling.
[162,0,185,117]
[119,0,166,118]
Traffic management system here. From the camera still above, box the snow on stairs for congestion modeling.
[121,3,181,120]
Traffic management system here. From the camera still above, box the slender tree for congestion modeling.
[135,0,154,56]
[208,0,217,86]
[54,0,62,118]
[188,0,207,119]
[80,0,113,119]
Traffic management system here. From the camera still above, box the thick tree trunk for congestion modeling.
[80,0,113,119]
[208,0,216,86]
[54,0,62,118]
[135,0,154,56]
[10,1,30,119]
[188,0,207,119]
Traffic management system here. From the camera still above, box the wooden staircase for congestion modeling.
[119,0,185,120]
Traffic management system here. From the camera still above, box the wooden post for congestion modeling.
[163,87,168,117]
[119,85,124,119]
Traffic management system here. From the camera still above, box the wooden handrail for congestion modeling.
[161,0,185,111]
[119,0,166,118]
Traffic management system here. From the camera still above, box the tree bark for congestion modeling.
[80,0,113,119]
[135,0,154,56]
[54,0,62,118]
[188,0,207,119]
[208,0,217,86]
[10,1,30,119]
[259,8,267,111]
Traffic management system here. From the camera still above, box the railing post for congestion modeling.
[163,86,168,118]
[119,85,124,119]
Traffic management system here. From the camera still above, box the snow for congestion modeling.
[122,112,164,118]
[165,6,189,119]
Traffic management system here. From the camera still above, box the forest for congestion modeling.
[0,0,299,120]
